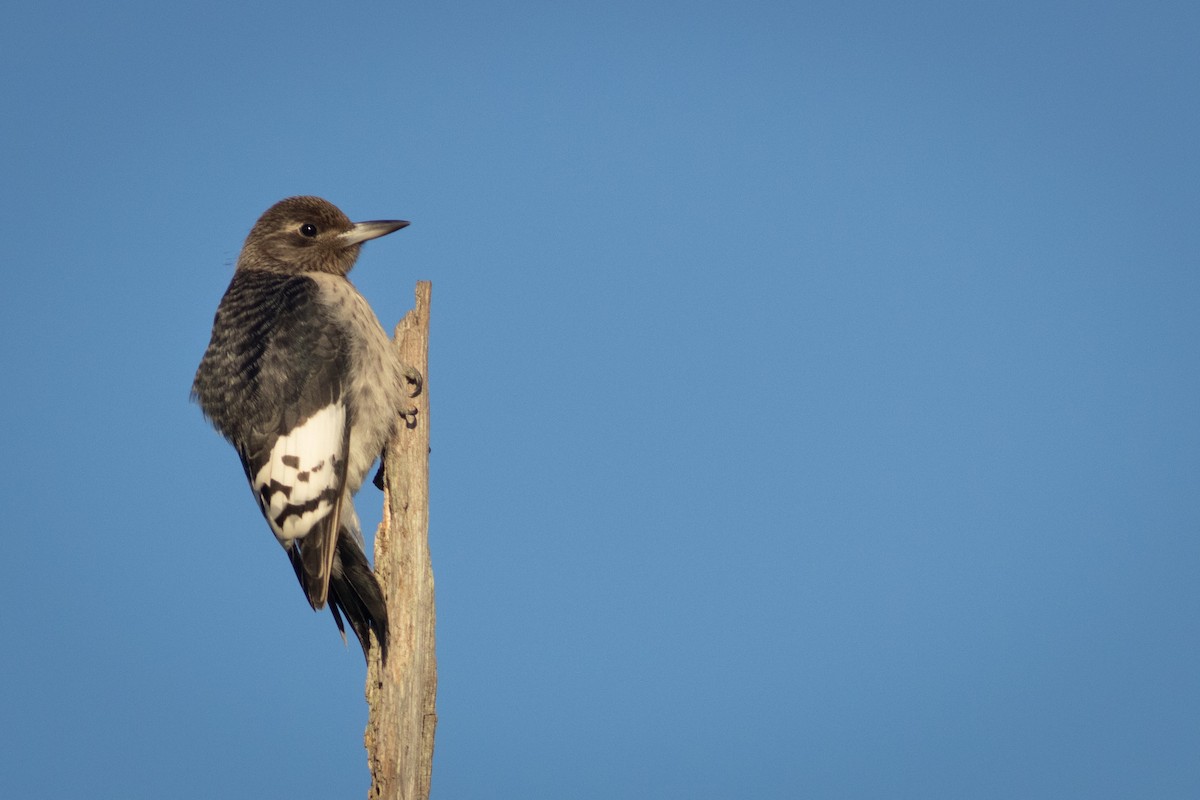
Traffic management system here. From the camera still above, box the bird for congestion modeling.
[192,195,418,661]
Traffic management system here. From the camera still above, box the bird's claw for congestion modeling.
[372,451,387,490]
[397,365,422,429]
[374,366,424,490]
[403,365,423,398]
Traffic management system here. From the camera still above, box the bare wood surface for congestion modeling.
[365,281,436,799]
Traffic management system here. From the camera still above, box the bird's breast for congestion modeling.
[310,274,405,495]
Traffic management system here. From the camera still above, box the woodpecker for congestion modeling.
[192,195,417,661]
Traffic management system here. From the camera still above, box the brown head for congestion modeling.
[236,195,408,275]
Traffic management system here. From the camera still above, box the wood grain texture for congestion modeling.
[365,281,436,800]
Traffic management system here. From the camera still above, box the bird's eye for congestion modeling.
[299,223,318,237]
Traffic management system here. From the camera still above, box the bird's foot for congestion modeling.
[373,366,425,489]
[398,365,423,429]
[372,448,388,490]
[403,365,423,398]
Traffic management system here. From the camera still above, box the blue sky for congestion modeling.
[2,1,1198,797]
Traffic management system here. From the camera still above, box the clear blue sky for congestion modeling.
[2,2,1198,798]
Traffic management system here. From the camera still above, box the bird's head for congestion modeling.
[236,195,408,275]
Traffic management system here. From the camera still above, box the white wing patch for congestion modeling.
[253,403,347,545]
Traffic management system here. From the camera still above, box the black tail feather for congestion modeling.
[287,534,389,662]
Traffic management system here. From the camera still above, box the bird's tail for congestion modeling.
[288,532,389,661]
[329,533,390,661]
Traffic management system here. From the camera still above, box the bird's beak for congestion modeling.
[340,219,410,246]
